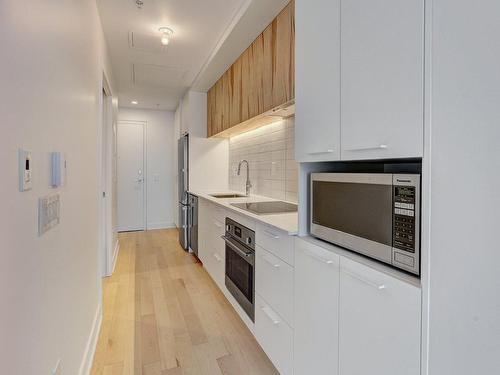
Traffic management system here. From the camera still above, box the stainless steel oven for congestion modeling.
[222,218,255,321]
[311,173,420,275]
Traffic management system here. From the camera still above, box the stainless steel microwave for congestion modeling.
[311,173,420,275]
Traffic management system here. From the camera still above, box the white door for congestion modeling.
[294,238,340,375]
[340,0,424,160]
[339,256,421,375]
[117,121,145,231]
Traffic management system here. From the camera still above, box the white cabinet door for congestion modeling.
[340,0,424,160]
[295,0,341,162]
[339,257,421,375]
[256,246,294,326]
[197,199,211,266]
[294,238,340,375]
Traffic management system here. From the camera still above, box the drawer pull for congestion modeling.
[213,221,223,228]
[342,269,386,290]
[346,144,388,151]
[262,254,280,268]
[213,253,222,262]
[263,230,280,239]
[305,250,335,265]
[261,305,280,325]
[307,149,334,155]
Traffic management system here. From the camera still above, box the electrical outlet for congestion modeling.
[52,359,61,375]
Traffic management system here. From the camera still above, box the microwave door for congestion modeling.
[311,173,393,264]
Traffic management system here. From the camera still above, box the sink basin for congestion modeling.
[210,193,247,199]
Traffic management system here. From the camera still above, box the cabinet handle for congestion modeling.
[342,268,386,290]
[213,253,222,262]
[262,230,280,239]
[261,254,280,268]
[304,250,335,265]
[345,144,388,151]
[307,149,334,155]
[213,221,222,228]
[261,305,281,325]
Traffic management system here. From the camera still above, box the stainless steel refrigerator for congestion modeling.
[178,134,189,250]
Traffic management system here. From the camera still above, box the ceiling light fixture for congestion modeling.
[131,100,138,105]
[159,27,174,46]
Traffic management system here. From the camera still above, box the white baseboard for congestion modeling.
[78,303,102,375]
[147,221,176,230]
[111,240,120,274]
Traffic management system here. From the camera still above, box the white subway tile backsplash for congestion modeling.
[228,117,298,203]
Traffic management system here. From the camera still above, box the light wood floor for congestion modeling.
[90,229,278,375]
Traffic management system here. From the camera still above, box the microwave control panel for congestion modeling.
[393,185,416,252]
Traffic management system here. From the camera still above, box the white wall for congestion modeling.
[424,1,500,374]
[0,1,115,374]
[118,108,176,229]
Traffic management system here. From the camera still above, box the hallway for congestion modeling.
[90,229,277,375]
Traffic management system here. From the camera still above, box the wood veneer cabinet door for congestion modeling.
[207,87,215,137]
[230,58,242,127]
[272,1,295,107]
[221,70,231,131]
[214,79,224,135]
[240,47,252,123]
[261,24,274,113]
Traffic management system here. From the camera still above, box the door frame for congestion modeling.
[99,73,117,277]
[116,119,147,233]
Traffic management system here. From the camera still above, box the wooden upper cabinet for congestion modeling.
[272,1,295,108]
[207,0,295,137]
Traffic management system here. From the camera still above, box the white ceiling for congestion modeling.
[97,0,290,111]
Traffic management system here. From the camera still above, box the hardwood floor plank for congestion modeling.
[91,229,277,375]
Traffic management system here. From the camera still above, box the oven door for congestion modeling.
[310,173,394,263]
[223,235,255,321]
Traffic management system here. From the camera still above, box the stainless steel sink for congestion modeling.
[210,193,247,199]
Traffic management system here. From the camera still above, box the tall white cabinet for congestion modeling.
[340,0,424,160]
[295,0,341,162]
[295,0,424,162]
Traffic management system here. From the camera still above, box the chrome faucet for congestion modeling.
[237,159,252,196]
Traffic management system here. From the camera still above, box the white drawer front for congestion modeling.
[256,223,294,266]
[255,294,294,375]
[256,246,294,327]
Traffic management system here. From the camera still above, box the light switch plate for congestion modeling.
[38,194,60,236]
[51,152,67,187]
[18,149,32,191]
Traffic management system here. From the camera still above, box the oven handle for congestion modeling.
[221,235,254,262]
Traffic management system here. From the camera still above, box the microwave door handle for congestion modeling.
[342,268,386,290]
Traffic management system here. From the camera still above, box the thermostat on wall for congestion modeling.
[18,149,32,192]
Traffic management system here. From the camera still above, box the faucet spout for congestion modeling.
[237,160,252,196]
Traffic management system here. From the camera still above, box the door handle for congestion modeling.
[342,268,386,290]
[262,230,280,239]
[304,250,336,265]
[260,305,281,325]
[307,149,334,155]
[345,144,388,151]
[261,254,280,268]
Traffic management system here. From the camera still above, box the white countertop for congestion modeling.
[189,191,299,235]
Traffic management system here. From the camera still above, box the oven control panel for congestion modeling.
[225,218,255,251]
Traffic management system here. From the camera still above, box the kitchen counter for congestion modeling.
[189,191,298,235]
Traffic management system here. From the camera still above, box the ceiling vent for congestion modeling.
[132,63,189,89]
[128,31,167,53]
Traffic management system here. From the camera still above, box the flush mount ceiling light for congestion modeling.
[158,27,174,46]
[131,100,138,105]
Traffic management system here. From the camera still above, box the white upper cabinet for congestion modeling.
[340,0,424,160]
[339,257,421,375]
[295,0,341,162]
[294,238,340,375]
